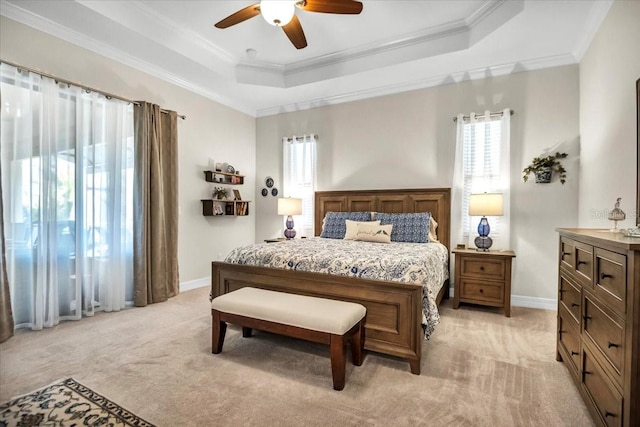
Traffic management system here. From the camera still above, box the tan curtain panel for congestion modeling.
[133,102,179,306]
[0,152,15,343]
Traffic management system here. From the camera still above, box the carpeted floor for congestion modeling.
[0,287,593,427]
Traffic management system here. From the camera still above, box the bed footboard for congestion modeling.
[211,261,423,374]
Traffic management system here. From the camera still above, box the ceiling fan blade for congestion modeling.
[214,4,261,29]
[282,15,307,49]
[296,0,363,14]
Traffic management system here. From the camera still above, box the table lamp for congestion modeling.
[469,192,503,251]
[278,197,302,239]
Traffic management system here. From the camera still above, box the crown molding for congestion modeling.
[573,0,613,61]
[255,53,577,117]
[0,1,255,116]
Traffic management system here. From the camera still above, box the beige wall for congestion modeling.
[579,0,640,228]
[0,16,256,284]
[257,65,580,302]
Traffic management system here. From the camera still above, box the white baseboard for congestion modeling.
[447,287,557,311]
[511,295,557,311]
[180,277,209,292]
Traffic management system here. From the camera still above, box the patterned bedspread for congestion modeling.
[224,237,449,339]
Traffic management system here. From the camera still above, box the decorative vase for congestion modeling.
[534,167,552,183]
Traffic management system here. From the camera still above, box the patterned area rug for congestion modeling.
[0,378,155,427]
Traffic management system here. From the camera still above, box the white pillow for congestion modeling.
[354,223,393,243]
[344,220,380,240]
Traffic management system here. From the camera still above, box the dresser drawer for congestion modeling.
[560,237,576,270]
[575,241,594,287]
[459,257,505,280]
[559,273,581,325]
[582,346,623,427]
[459,279,504,304]
[558,304,580,376]
[594,248,627,314]
[583,295,625,383]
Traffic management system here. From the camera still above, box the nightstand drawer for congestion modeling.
[459,279,504,304]
[460,257,505,280]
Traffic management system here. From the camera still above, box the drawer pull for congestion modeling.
[562,251,571,257]
[584,315,592,322]
[479,288,484,293]
[600,272,613,280]
[558,289,566,293]
[577,260,588,266]
[479,266,485,271]
[605,412,616,418]
[571,303,579,308]
[570,351,579,356]
[607,342,619,349]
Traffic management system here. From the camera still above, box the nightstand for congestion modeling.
[264,238,286,243]
[452,248,516,317]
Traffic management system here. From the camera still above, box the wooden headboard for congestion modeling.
[314,188,451,251]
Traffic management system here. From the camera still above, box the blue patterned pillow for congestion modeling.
[373,212,431,243]
[320,211,372,239]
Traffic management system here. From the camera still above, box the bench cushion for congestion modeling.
[211,287,366,335]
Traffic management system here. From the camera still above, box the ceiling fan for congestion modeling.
[214,0,364,50]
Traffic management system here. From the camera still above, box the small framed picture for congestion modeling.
[213,204,224,215]
[233,189,242,200]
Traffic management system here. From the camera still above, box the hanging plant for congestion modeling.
[522,152,568,184]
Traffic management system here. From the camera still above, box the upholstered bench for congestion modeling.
[211,287,366,390]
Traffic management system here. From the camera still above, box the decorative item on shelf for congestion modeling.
[213,186,228,200]
[215,162,223,172]
[226,164,235,174]
[213,204,224,215]
[522,152,568,184]
[278,197,302,239]
[609,197,625,232]
[233,189,242,200]
[265,177,274,188]
[469,192,503,251]
[261,188,268,197]
[271,188,278,197]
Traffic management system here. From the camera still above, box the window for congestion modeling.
[454,110,511,248]
[283,135,317,238]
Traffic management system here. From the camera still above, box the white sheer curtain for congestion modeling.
[452,109,511,249]
[283,135,317,238]
[0,63,134,330]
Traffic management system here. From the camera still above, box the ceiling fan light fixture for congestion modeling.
[260,0,295,27]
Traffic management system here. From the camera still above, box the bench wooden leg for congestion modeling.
[212,310,227,354]
[350,320,364,366]
[330,334,346,391]
[242,327,253,338]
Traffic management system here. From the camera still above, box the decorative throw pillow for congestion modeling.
[429,217,439,242]
[320,211,372,239]
[373,212,431,243]
[354,223,393,243]
[344,220,380,240]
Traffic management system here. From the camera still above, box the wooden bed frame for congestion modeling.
[211,188,451,375]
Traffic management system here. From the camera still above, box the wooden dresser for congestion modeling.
[556,229,639,427]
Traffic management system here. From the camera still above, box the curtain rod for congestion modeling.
[285,135,318,142]
[452,109,514,122]
[1,59,186,120]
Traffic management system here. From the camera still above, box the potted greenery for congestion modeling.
[522,152,568,184]
[213,186,228,199]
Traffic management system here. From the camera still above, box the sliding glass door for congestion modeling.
[0,63,134,330]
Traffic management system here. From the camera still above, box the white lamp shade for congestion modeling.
[278,197,302,216]
[260,1,295,26]
[469,193,504,216]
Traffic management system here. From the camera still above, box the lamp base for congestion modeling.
[474,236,493,251]
[284,215,296,240]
